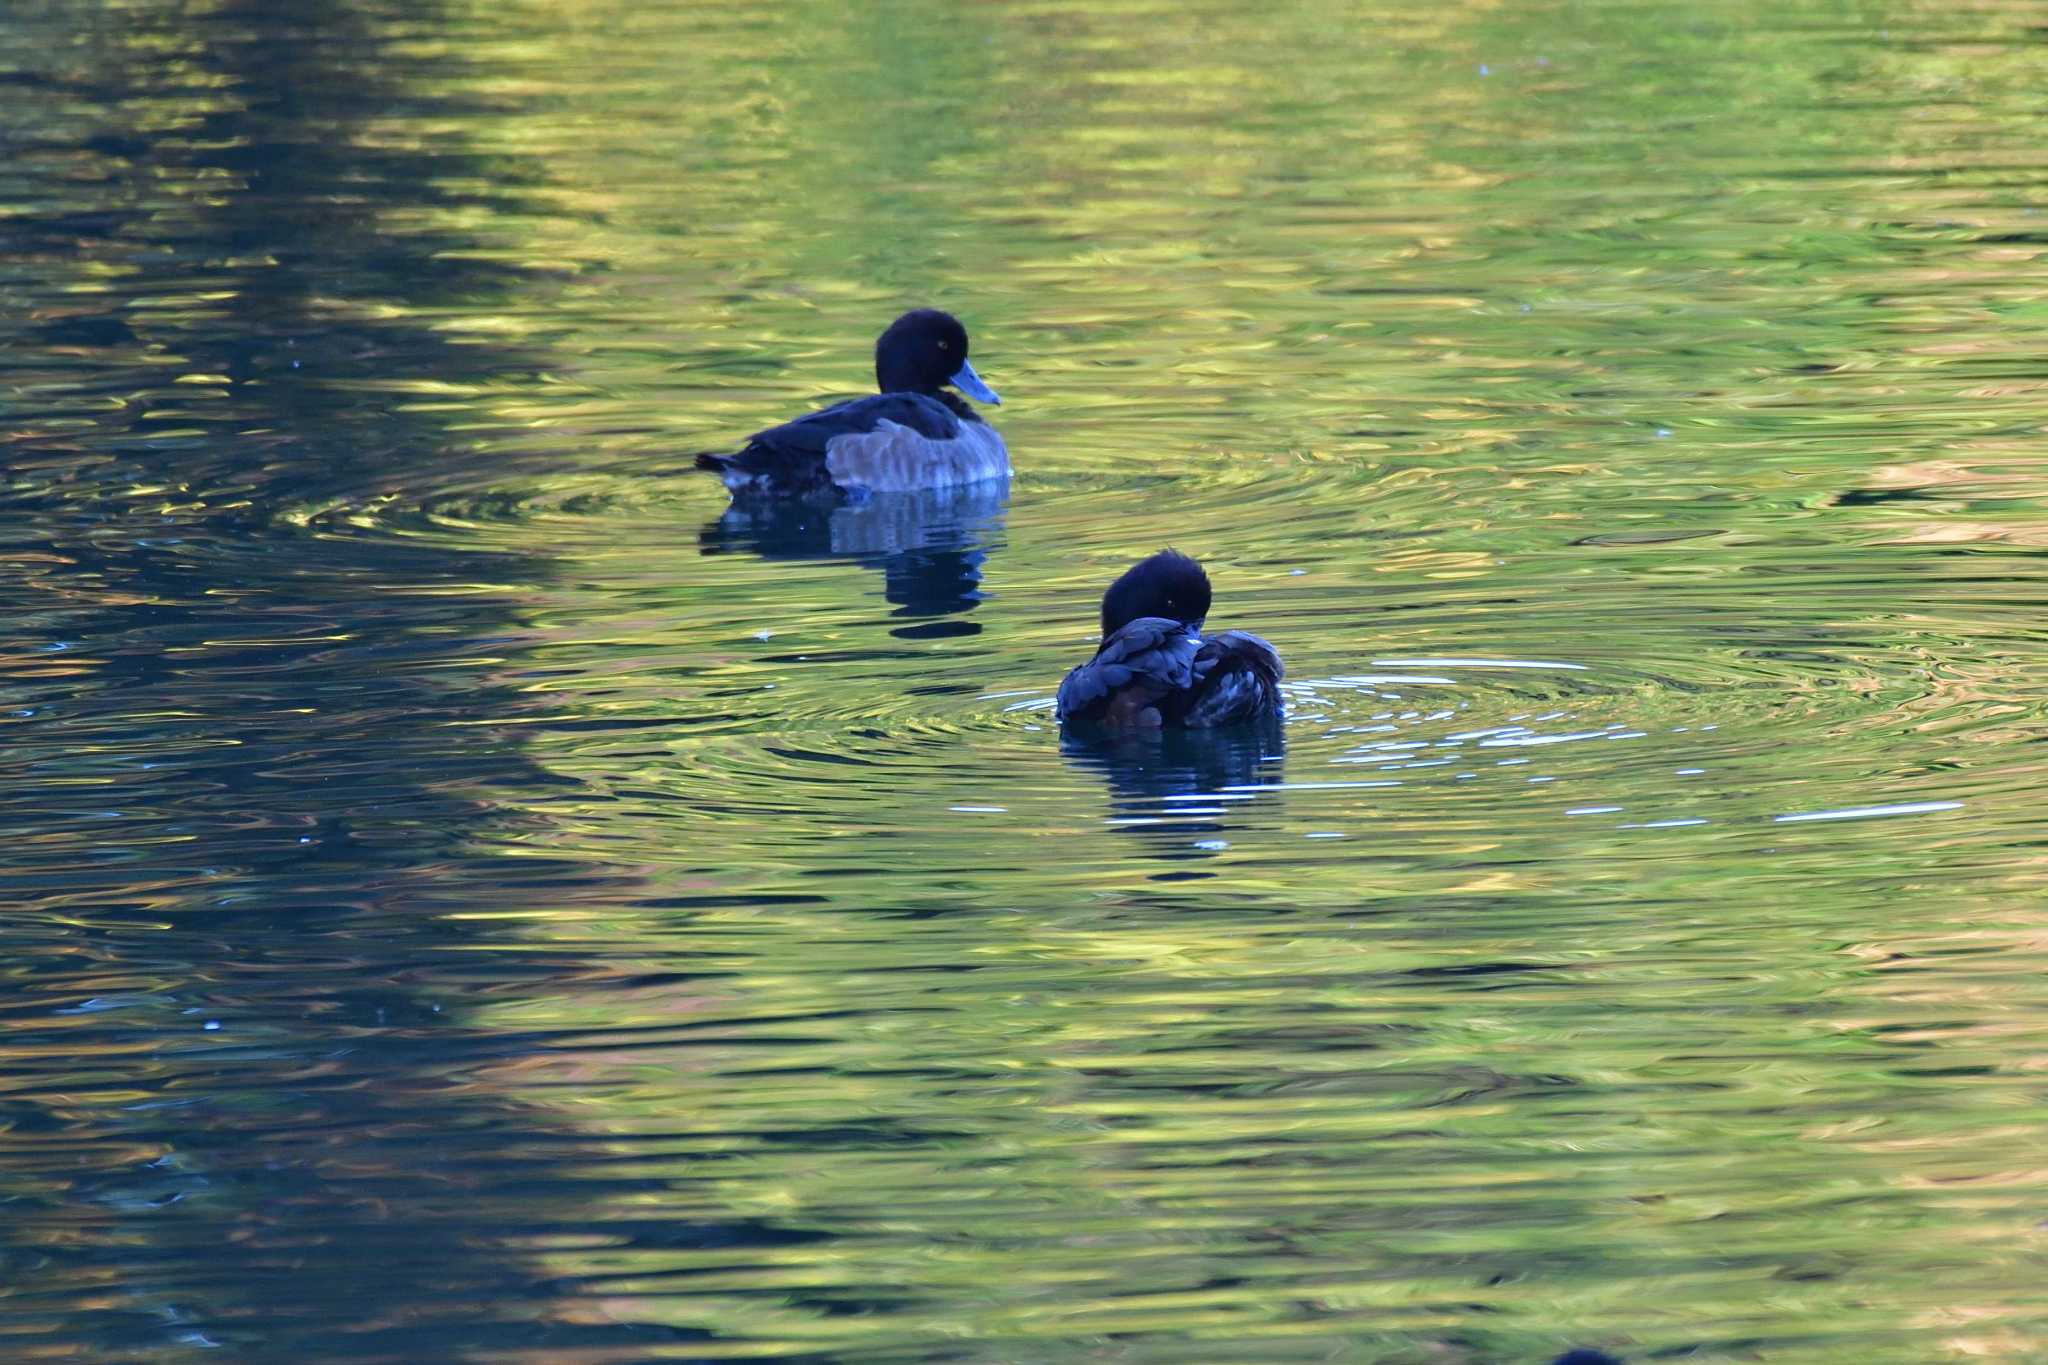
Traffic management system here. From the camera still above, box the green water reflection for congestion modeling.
[3,0,2047,1360]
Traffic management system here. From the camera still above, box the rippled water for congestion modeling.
[5,0,2048,1359]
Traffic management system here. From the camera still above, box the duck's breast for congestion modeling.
[825,419,1011,493]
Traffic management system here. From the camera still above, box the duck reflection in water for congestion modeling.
[1061,718,1286,865]
[698,478,1007,639]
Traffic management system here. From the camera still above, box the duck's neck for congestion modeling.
[877,382,985,423]
[930,390,984,423]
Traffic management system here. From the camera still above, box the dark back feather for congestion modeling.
[1056,616,1202,724]
[717,392,966,496]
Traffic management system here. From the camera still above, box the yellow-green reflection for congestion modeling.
[3,0,2048,1360]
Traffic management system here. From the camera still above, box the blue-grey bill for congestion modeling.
[949,358,1000,405]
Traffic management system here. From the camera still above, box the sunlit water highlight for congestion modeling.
[3,0,2047,1360]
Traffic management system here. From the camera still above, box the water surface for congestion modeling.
[4,0,2047,1359]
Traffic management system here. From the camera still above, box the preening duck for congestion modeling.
[1055,550,1284,729]
[695,309,1008,500]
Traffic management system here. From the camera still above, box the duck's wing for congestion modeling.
[1180,630,1285,727]
[708,394,964,495]
[1056,616,1200,724]
[755,392,963,451]
[1200,630,1283,682]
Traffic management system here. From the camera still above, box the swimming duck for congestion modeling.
[1056,550,1284,728]
[695,309,1008,500]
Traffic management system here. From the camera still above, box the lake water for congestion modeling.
[4,1,2047,1360]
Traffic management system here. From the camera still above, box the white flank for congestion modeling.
[825,419,1011,493]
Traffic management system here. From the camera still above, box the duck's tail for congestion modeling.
[693,451,734,476]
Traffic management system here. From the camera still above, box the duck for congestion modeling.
[1055,550,1284,728]
[695,309,1008,500]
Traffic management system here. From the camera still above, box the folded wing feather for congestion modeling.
[1056,616,1201,722]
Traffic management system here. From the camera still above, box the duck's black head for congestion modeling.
[1100,549,1212,639]
[1552,1352,1626,1365]
[875,308,1001,405]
